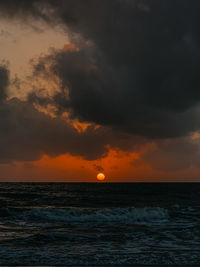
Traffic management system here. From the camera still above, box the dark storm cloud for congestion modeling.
[9,0,199,139]
[0,65,146,163]
[93,164,104,173]
[0,65,9,102]
[0,0,200,168]
[0,98,146,162]
[0,0,51,21]
[30,40,200,139]
[142,137,200,171]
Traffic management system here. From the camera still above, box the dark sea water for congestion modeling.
[0,183,200,266]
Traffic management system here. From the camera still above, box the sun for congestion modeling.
[97,173,105,181]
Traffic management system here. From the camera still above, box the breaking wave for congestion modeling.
[2,206,169,224]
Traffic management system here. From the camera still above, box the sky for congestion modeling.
[0,0,200,182]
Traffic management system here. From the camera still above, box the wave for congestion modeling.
[1,206,169,224]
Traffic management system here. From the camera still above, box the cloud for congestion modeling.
[62,43,79,52]
[93,164,104,172]
[142,136,200,171]
[0,29,11,38]
[0,65,146,163]
[30,40,200,139]
[0,0,50,21]
[0,65,9,102]
[12,0,199,139]
[0,0,200,174]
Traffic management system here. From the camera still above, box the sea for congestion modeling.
[0,182,200,266]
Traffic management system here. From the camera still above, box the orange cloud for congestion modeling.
[62,43,79,52]
[1,145,200,182]
[15,149,146,182]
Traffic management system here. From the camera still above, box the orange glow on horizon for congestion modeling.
[4,145,200,182]
[9,140,200,182]
[26,148,144,182]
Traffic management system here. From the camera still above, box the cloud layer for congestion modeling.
[12,0,200,139]
[0,65,146,163]
[0,0,200,175]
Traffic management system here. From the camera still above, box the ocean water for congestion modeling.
[0,183,200,265]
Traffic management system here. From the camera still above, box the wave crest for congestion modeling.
[21,206,169,224]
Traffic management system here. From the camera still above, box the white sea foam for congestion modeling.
[22,206,169,224]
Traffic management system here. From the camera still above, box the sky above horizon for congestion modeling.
[0,0,200,182]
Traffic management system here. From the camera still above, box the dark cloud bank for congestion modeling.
[0,0,200,171]
[13,0,200,138]
[0,65,142,163]
[0,71,134,163]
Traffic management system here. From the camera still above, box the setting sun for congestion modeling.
[97,173,105,181]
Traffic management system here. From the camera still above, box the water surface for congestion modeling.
[0,182,200,265]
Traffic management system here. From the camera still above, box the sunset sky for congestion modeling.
[0,0,200,182]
